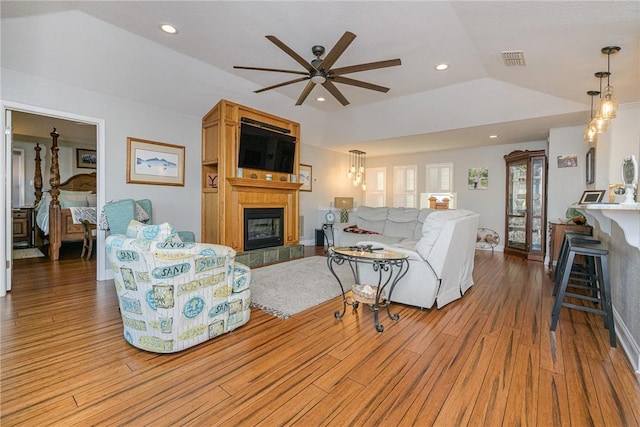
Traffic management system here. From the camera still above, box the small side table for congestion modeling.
[327,246,409,332]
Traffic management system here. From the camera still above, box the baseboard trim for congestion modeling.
[614,307,640,374]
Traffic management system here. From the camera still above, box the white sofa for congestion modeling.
[334,206,480,309]
[333,206,435,248]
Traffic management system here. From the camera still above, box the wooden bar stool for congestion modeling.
[551,237,616,347]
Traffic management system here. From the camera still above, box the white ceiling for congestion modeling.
[2,1,639,156]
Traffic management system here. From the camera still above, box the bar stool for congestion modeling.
[553,229,595,285]
[551,237,616,347]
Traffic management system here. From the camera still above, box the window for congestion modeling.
[393,165,417,207]
[425,162,453,192]
[422,163,455,209]
[364,167,386,207]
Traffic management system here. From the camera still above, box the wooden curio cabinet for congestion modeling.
[504,150,547,261]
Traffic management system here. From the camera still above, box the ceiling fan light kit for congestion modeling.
[234,31,401,106]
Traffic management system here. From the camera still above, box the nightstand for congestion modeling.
[12,207,35,248]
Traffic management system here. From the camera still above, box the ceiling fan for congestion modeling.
[234,31,401,106]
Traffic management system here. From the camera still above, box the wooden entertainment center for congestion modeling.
[201,99,302,252]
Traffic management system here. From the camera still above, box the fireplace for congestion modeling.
[244,208,284,251]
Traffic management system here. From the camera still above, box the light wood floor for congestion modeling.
[2,246,639,426]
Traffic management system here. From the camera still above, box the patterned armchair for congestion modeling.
[105,222,251,353]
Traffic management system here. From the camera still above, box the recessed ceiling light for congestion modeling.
[489,135,499,139]
[316,97,325,102]
[435,63,449,71]
[160,24,178,34]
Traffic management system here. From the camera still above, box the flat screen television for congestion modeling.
[238,122,296,174]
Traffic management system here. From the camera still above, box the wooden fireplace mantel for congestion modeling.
[227,178,303,191]
[201,100,302,252]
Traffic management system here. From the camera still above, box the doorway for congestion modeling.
[2,102,106,295]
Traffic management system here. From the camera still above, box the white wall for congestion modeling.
[3,69,202,237]
[546,125,592,262]
[298,144,362,244]
[363,139,548,248]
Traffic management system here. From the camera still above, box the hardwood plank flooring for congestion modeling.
[2,246,640,426]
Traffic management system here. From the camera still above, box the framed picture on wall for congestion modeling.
[586,147,595,184]
[76,149,97,169]
[126,137,185,186]
[299,164,312,192]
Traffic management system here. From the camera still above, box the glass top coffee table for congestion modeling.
[327,245,409,332]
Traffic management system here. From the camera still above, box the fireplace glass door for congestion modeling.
[244,208,284,251]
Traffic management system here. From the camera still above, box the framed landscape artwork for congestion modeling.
[299,164,312,192]
[468,167,488,190]
[76,149,97,169]
[126,137,185,186]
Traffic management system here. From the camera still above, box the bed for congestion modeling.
[33,128,97,261]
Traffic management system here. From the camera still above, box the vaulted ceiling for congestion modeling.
[2,1,639,156]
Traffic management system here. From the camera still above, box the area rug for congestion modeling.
[12,248,45,259]
[249,256,354,319]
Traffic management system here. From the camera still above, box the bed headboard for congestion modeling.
[59,172,97,193]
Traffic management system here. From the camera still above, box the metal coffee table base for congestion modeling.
[327,248,409,332]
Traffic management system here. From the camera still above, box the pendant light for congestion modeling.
[591,72,610,133]
[583,90,599,143]
[597,46,621,120]
[347,150,366,190]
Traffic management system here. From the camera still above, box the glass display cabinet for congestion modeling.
[504,150,547,261]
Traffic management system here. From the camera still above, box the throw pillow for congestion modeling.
[126,220,182,242]
[343,225,380,235]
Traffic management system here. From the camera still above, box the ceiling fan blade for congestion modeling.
[331,58,402,76]
[255,77,310,93]
[332,76,390,93]
[322,80,350,106]
[234,66,309,76]
[295,81,316,106]
[320,31,357,71]
[266,35,315,72]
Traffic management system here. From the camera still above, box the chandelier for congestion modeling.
[348,150,366,190]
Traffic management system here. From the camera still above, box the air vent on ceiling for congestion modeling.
[501,50,526,67]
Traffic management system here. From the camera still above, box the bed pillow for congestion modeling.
[86,194,98,207]
[126,220,182,243]
[59,189,94,196]
[60,192,89,208]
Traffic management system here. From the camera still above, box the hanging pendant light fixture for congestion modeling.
[583,90,599,143]
[597,46,621,120]
[591,72,610,134]
[347,150,366,190]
